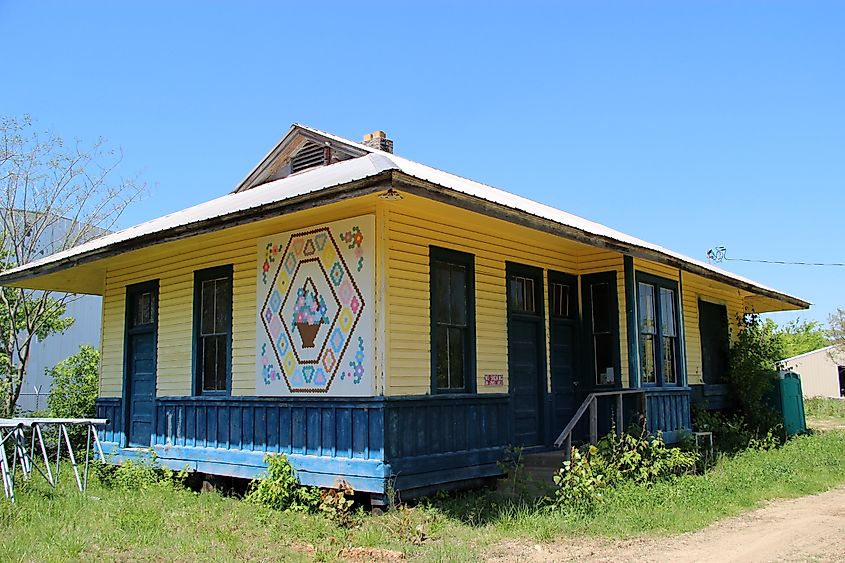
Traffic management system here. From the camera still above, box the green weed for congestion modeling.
[1,431,844,561]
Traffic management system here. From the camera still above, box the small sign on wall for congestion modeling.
[484,374,504,387]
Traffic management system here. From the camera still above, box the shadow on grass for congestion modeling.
[420,475,555,528]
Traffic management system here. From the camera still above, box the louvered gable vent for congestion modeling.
[290,141,327,173]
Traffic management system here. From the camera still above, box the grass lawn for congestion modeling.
[3,430,845,562]
[804,397,845,431]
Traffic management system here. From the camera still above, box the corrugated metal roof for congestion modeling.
[0,124,811,309]
[781,345,841,363]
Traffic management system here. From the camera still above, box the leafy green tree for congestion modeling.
[727,314,784,433]
[829,308,845,346]
[0,115,144,415]
[772,318,831,359]
[47,345,100,418]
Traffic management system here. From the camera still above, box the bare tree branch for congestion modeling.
[0,115,146,415]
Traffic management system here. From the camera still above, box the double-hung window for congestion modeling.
[194,265,233,394]
[430,246,475,393]
[637,274,680,386]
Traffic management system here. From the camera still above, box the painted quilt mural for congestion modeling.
[256,215,375,396]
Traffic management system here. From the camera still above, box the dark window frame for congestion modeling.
[429,246,477,394]
[698,299,729,385]
[581,271,622,388]
[192,264,234,396]
[636,272,682,387]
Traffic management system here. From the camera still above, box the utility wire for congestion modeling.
[706,246,845,267]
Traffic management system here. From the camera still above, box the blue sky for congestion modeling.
[1,1,843,325]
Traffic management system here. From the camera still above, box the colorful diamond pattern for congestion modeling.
[260,226,365,393]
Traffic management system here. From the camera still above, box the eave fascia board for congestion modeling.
[0,171,394,287]
[391,173,811,311]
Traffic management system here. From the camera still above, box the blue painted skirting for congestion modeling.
[644,387,692,443]
[384,394,509,492]
[96,389,687,495]
[96,394,509,495]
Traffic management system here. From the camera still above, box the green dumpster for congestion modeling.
[771,371,807,436]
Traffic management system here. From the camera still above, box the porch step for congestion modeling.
[522,450,567,469]
[520,450,567,486]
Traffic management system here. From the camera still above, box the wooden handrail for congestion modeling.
[553,389,646,454]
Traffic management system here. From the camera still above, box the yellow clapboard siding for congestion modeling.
[98,197,380,398]
[633,258,680,281]
[384,193,623,394]
[680,270,746,385]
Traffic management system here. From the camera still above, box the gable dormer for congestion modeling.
[233,125,394,193]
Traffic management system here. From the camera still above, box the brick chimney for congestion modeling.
[361,130,394,154]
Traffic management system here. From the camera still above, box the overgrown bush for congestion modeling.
[726,314,783,433]
[45,345,100,449]
[246,454,358,524]
[591,425,699,485]
[245,454,321,512]
[693,408,754,454]
[693,408,784,454]
[93,453,188,490]
[47,345,99,418]
[550,425,699,512]
[552,446,605,513]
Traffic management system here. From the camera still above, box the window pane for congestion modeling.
[510,276,536,313]
[663,336,677,383]
[202,335,225,391]
[660,288,676,337]
[216,333,228,390]
[591,283,611,333]
[201,280,216,335]
[641,334,656,384]
[594,333,614,384]
[525,278,535,313]
[436,325,449,389]
[434,262,451,325]
[638,283,656,334]
[215,277,231,333]
[551,283,569,318]
[448,327,465,389]
[450,266,467,327]
[510,277,524,312]
[134,292,154,327]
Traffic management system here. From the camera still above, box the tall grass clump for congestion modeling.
[804,397,845,420]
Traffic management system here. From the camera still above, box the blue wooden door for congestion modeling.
[125,283,158,448]
[507,264,546,447]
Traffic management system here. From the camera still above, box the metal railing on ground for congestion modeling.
[0,418,107,502]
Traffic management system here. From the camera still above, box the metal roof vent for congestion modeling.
[290,141,328,173]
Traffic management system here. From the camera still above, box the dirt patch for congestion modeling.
[291,543,404,562]
[807,417,845,432]
[487,486,845,562]
[340,546,405,561]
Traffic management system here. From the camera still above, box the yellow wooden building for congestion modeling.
[0,125,808,502]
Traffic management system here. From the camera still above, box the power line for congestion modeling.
[706,246,845,267]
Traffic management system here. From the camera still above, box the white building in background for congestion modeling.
[781,345,845,399]
[4,212,105,413]
[17,295,102,412]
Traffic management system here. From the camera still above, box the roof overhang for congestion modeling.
[390,173,809,311]
[0,129,811,313]
[0,170,394,293]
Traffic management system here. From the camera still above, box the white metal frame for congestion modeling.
[0,418,107,502]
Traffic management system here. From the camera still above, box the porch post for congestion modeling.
[623,256,639,388]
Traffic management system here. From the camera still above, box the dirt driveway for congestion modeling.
[488,485,845,562]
